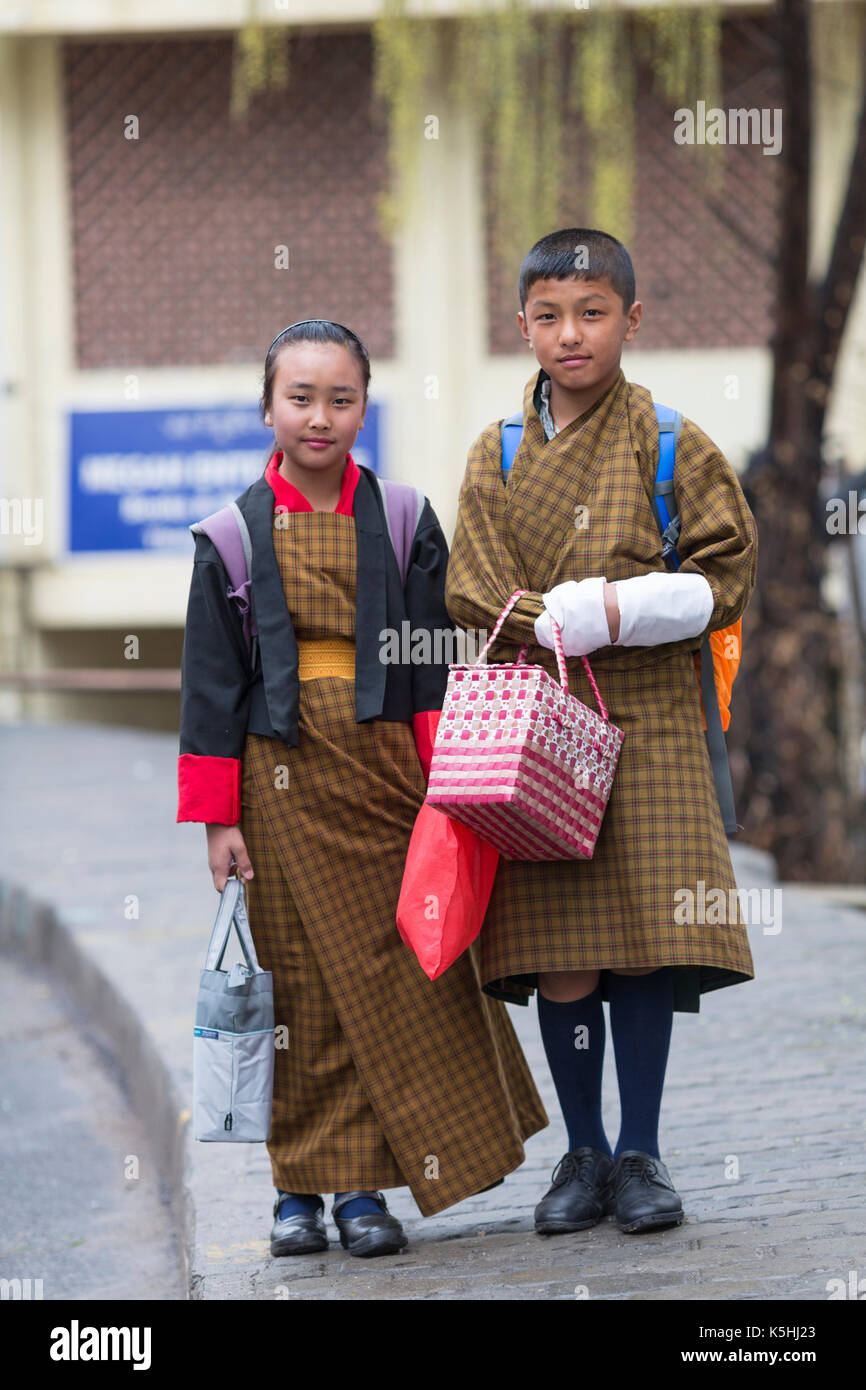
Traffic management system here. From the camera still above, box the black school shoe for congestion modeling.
[270,1192,329,1256]
[332,1190,408,1258]
[603,1150,685,1233]
[534,1148,614,1234]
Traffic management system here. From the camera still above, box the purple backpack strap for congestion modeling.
[375,476,425,584]
[189,502,258,658]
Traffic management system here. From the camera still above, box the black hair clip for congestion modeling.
[267,319,367,356]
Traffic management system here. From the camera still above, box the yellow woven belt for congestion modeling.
[296,637,356,681]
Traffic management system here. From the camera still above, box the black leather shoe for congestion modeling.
[332,1190,408,1258]
[603,1150,684,1233]
[270,1192,329,1256]
[534,1148,614,1234]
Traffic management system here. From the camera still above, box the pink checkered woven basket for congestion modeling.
[426,588,625,860]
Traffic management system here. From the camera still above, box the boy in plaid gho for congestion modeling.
[445,228,757,1233]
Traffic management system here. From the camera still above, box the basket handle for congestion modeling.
[474,587,610,721]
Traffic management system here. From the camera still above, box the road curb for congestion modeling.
[0,877,194,1300]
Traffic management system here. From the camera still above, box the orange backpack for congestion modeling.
[696,624,741,733]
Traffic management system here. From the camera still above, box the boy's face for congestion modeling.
[517,276,641,401]
[264,342,366,475]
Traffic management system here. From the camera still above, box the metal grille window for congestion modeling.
[63,31,395,369]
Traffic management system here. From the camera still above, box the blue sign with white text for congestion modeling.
[68,402,381,553]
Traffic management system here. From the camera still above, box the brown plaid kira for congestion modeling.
[239,510,547,1214]
[445,369,758,1012]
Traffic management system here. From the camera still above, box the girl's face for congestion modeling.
[264,341,367,475]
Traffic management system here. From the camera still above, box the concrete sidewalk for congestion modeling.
[1,721,864,1300]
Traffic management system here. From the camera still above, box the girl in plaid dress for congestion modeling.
[445,230,757,1236]
[178,320,547,1258]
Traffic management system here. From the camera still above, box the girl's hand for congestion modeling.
[206,823,254,894]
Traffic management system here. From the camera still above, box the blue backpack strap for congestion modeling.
[500,412,524,477]
[652,402,683,570]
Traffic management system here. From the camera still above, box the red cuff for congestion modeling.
[412,709,442,781]
[177,754,241,824]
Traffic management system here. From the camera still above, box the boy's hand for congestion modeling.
[206,823,254,894]
[535,577,613,656]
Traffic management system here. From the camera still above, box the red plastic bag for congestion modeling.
[397,802,500,980]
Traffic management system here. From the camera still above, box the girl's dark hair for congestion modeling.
[259,319,371,423]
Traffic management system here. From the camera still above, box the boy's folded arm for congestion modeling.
[444,436,546,647]
[668,419,758,632]
[445,497,546,644]
[534,572,714,655]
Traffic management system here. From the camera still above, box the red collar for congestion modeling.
[265,450,360,515]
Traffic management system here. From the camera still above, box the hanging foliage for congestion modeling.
[372,0,723,278]
[230,8,290,122]
[229,1,722,274]
[571,4,637,244]
[371,0,443,237]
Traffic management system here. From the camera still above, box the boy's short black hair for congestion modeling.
[519,228,636,316]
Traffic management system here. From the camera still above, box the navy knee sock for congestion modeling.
[607,967,674,1160]
[276,1191,321,1219]
[536,984,611,1158]
[333,1191,383,1217]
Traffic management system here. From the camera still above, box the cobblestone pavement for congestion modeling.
[1,723,864,1300]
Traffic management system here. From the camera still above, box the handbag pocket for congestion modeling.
[193,1026,235,1141]
[193,1026,274,1142]
[232,1028,275,1141]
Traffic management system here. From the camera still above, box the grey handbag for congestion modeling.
[193,873,274,1142]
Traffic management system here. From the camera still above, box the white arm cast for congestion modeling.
[533,572,715,656]
[613,571,714,646]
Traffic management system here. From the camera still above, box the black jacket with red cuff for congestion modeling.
[177,463,452,824]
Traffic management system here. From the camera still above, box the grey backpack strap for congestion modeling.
[373,475,425,584]
[228,502,253,580]
[190,503,258,666]
[700,634,738,835]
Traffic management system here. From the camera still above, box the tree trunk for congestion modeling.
[730,0,866,880]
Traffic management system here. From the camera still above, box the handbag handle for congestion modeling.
[474,587,610,722]
[203,874,266,975]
